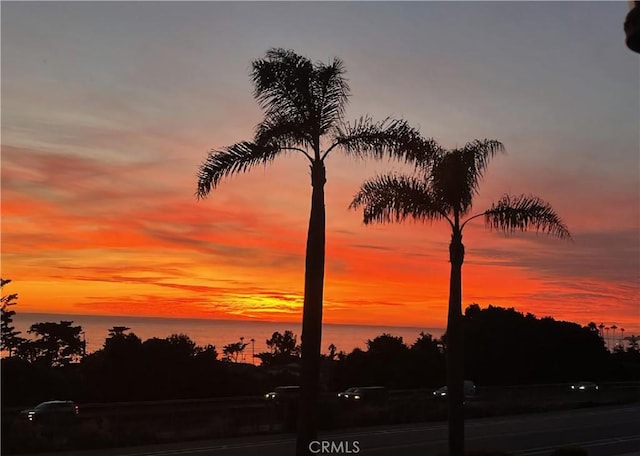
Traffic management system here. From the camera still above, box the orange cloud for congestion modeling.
[2,136,638,334]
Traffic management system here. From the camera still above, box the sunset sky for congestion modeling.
[2,2,638,333]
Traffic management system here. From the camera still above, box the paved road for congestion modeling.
[27,404,640,456]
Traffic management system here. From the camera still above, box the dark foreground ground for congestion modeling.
[16,404,640,456]
[3,383,639,454]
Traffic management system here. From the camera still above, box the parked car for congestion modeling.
[337,386,388,404]
[433,380,477,399]
[21,401,79,424]
[264,385,300,402]
[570,381,599,392]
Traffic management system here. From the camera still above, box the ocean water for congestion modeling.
[11,313,445,359]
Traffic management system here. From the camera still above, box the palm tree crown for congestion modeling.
[351,139,571,239]
[197,48,436,198]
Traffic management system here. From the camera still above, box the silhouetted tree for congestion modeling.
[409,332,445,387]
[350,139,570,456]
[257,330,301,366]
[366,333,407,356]
[78,327,143,401]
[586,322,600,335]
[365,334,410,388]
[104,326,142,352]
[223,339,249,363]
[136,335,203,400]
[23,321,83,367]
[195,48,436,455]
[108,326,131,338]
[327,343,337,360]
[1,278,23,356]
[332,335,414,389]
[166,333,199,358]
[195,343,218,360]
[335,348,368,387]
[611,324,619,350]
[81,330,222,402]
[464,305,608,384]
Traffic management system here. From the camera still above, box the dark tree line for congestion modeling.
[464,304,613,384]
[3,304,638,408]
[331,332,444,391]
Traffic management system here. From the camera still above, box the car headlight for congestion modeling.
[579,386,585,390]
[354,395,361,399]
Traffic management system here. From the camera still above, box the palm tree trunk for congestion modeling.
[296,160,326,456]
[447,229,465,456]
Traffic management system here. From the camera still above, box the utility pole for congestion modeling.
[251,338,255,365]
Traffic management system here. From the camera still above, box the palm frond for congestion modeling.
[331,117,443,164]
[462,139,505,177]
[196,141,282,198]
[350,174,447,225]
[460,139,505,195]
[484,194,571,239]
[312,58,350,134]
[432,139,504,215]
[254,116,312,150]
[251,48,315,129]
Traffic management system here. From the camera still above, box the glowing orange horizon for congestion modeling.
[3,173,638,334]
[3,162,638,334]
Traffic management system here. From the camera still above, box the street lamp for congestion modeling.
[250,338,255,365]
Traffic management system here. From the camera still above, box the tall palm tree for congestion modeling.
[196,48,436,455]
[350,139,571,456]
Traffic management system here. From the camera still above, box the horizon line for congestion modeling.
[14,311,444,331]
